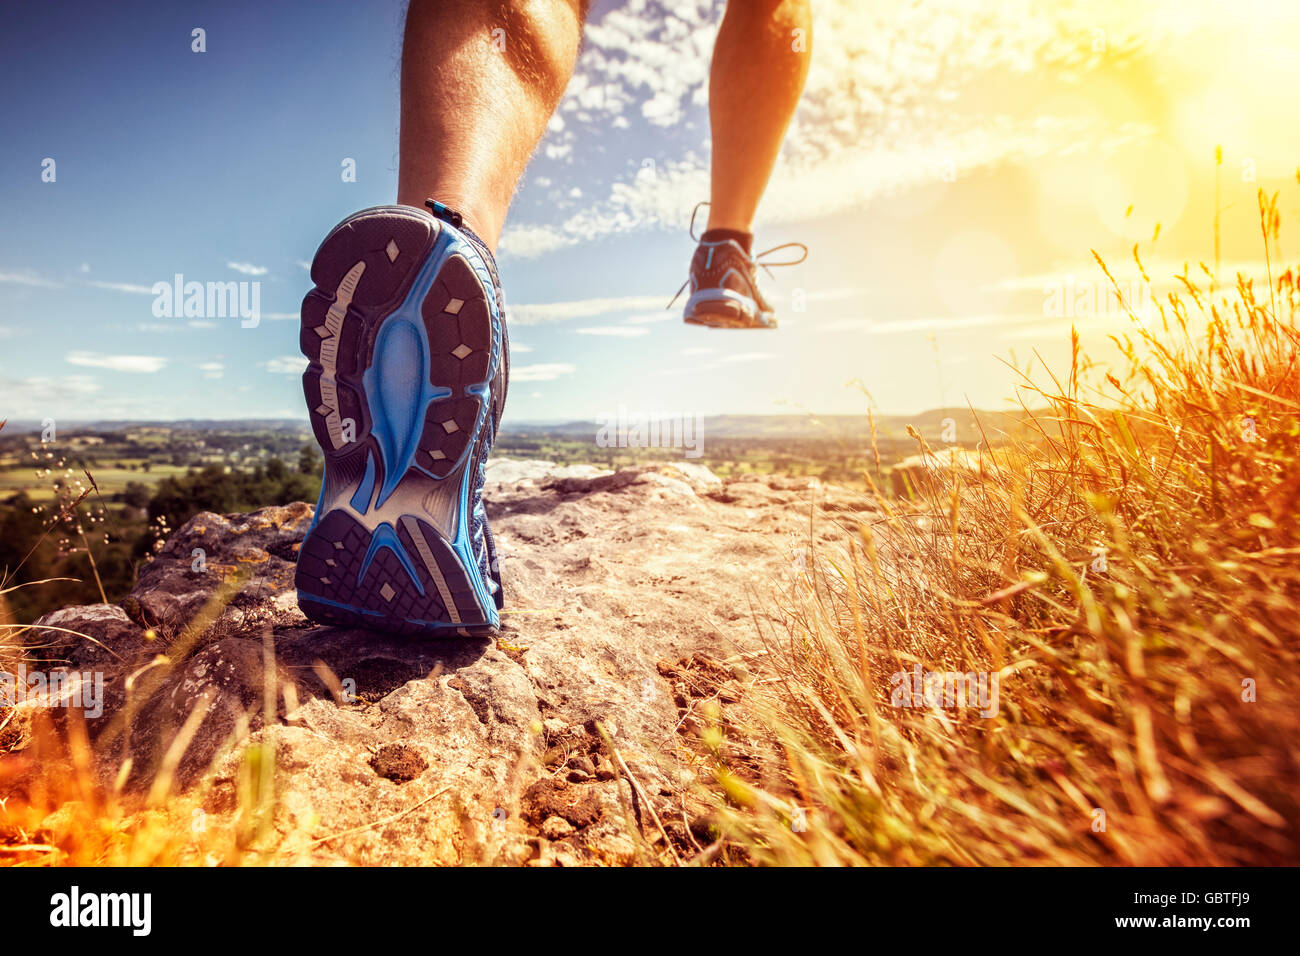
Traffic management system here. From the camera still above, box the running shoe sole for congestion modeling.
[294,205,502,635]
[682,289,776,329]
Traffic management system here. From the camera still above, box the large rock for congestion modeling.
[485,458,613,488]
[124,503,313,636]
[28,603,153,672]
[11,460,854,865]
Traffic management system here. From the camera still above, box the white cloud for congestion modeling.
[85,279,155,294]
[682,346,714,355]
[0,271,60,288]
[261,312,300,321]
[198,362,224,379]
[127,322,189,334]
[228,261,269,276]
[509,342,534,353]
[820,313,1042,334]
[718,352,776,364]
[498,224,572,259]
[121,320,217,333]
[817,318,880,333]
[544,141,574,162]
[261,355,309,374]
[511,362,577,382]
[0,375,101,415]
[77,263,91,274]
[575,326,650,337]
[66,351,167,373]
[509,294,666,325]
[578,2,716,129]
[624,311,675,324]
[796,287,870,304]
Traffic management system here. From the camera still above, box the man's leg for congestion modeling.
[680,0,811,329]
[296,1,585,634]
[397,0,587,251]
[705,0,812,236]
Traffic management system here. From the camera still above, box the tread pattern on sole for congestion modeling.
[300,212,435,463]
[295,510,483,633]
[293,206,502,635]
[685,308,776,329]
[684,292,775,329]
[418,256,494,479]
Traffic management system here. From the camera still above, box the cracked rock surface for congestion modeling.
[23,460,869,864]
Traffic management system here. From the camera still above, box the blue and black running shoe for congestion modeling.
[294,200,508,635]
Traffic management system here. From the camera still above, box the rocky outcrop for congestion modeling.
[18,460,867,865]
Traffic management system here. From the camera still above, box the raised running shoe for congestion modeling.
[294,200,508,635]
[671,203,807,329]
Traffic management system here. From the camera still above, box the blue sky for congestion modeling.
[2,0,1297,424]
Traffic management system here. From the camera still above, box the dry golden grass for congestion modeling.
[700,192,1300,866]
[1,679,278,866]
[0,571,274,866]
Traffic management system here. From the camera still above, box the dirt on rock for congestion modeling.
[369,744,429,783]
[521,778,603,829]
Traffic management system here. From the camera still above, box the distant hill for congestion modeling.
[502,409,1042,443]
[3,410,1043,443]
[1,418,310,435]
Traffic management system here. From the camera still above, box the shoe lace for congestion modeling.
[666,201,809,310]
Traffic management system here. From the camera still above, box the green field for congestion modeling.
[0,464,192,501]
